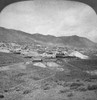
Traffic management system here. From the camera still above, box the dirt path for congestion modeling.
[8,72,56,91]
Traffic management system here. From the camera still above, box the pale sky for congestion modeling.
[0,0,97,42]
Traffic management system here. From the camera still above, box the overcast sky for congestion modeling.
[0,0,97,12]
[0,0,97,42]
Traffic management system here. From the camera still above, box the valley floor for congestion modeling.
[0,55,97,100]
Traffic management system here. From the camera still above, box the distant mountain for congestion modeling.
[0,27,97,48]
[59,35,97,48]
[31,34,97,48]
[0,27,37,44]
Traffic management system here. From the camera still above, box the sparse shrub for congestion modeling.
[15,73,27,77]
[16,89,20,91]
[76,79,80,82]
[62,82,71,87]
[43,86,50,90]
[41,83,51,90]
[41,81,57,90]
[67,92,73,97]
[77,87,87,92]
[23,89,31,95]
[86,98,97,100]
[70,82,84,90]
[0,94,4,98]
[4,89,8,92]
[84,78,92,82]
[56,81,63,85]
[84,77,97,82]
[59,89,69,94]
[32,77,40,80]
[87,85,97,91]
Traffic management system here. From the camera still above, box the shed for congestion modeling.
[32,58,43,62]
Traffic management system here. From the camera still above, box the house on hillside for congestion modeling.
[21,50,29,55]
[0,47,10,53]
[32,58,43,62]
[40,52,55,58]
[37,50,45,54]
[55,51,77,59]
[24,55,32,58]
[11,48,22,54]
[56,52,65,58]
[0,43,6,48]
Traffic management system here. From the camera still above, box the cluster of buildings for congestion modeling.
[0,42,89,60]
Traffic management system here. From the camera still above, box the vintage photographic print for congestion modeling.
[0,0,97,100]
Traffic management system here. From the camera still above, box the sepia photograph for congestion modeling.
[0,0,97,100]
